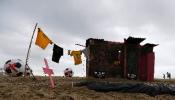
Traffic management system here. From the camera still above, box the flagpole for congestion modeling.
[24,23,38,79]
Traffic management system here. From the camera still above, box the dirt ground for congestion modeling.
[0,76,175,100]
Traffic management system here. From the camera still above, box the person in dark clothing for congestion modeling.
[163,74,165,79]
[169,73,171,79]
[167,72,171,79]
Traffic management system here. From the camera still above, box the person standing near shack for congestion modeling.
[169,73,171,79]
[163,74,165,79]
[166,72,171,79]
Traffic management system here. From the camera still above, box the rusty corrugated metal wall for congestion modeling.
[86,37,157,81]
[86,38,124,78]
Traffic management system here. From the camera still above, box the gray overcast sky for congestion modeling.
[0,0,175,78]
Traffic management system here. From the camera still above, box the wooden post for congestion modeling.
[24,23,38,79]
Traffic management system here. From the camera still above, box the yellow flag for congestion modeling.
[35,28,53,49]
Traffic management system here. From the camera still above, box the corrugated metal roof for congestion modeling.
[143,43,158,47]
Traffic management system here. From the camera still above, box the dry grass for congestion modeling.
[0,76,174,100]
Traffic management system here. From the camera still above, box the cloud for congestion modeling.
[0,0,175,78]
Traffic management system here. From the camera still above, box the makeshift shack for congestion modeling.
[85,36,157,81]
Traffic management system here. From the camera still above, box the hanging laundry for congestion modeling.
[82,48,88,58]
[52,44,63,63]
[70,51,82,65]
[35,28,53,49]
[68,50,71,55]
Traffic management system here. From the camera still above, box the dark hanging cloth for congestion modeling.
[87,82,175,96]
[52,44,63,63]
